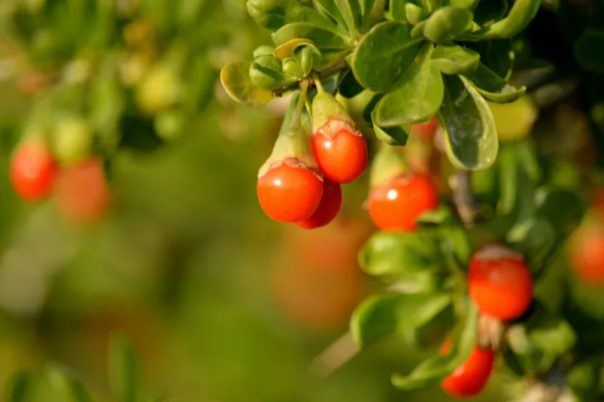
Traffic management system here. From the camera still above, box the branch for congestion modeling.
[450,170,480,226]
[272,62,348,97]
[309,332,359,379]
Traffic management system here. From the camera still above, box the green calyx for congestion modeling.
[311,90,357,137]
[370,144,409,189]
[258,125,320,178]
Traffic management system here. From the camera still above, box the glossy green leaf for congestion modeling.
[535,187,586,239]
[352,21,423,93]
[221,62,274,106]
[272,23,351,50]
[359,229,444,277]
[360,0,378,30]
[423,6,473,43]
[273,38,315,60]
[374,44,444,126]
[247,0,340,33]
[465,63,526,103]
[253,45,276,58]
[109,335,140,402]
[250,55,293,90]
[574,30,604,73]
[373,121,411,145]
[431,44,479,75]
[440,75,498,170]
[450,0,480,9]
[351,292,452,347]
[392,303,479,390]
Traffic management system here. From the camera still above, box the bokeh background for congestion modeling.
[0,0,602,401]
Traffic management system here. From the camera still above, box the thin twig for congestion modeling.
[450,170,480,226]
[309,332,359,379]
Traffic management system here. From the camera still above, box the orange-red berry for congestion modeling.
[297,180,342,229]
[368,174,439,231]
[440,340,494,398]
[11,144,58,202]
[468,246,533,320]
[257,162,323,222]
[312,128,367,183]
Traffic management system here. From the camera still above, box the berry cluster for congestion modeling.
[11,141,110,224]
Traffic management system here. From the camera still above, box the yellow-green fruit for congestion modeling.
[135,67,181,114]
[489,96,538,141]
[53,116,92,165]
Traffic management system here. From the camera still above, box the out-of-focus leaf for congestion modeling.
[535,187,586,239]
[221,62,274,106]
[109,335,140,402]
[351,292,452,347]
[574,30,604,73]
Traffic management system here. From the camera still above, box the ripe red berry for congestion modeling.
[468,246,533,320]
[367,174,439,231]
[411,116,439,140]
[257,161,323,222]
[568,218,604,286]
[11,144,58,202]
[440,340,494,398]
[297,180,342,229]
[312,127,367,183]
[54,158,111,224]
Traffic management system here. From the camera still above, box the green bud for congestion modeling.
[423,6,473,43]
[250,55,290,90]
[282,58,304,79]
[52,116,93,166]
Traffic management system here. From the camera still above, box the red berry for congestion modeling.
[440,340,494,398]
[367,174,439,231]
[468,246,533,320]
[55,158,111,224]
[568,218,604,285]
[312,128,367,183]
[11,144,58,202]
[297,180,342,229]
[411,117,439,140]
[257,162,323,222]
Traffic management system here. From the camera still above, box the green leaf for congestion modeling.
[423,6,473,43]
[469,0,542,39]
[220,62,274,106]
[473,0,508,27]
[526,305,576,357]
[7,373,34,402]
[416,205,457,226]
[272,22,351,49]
[352,21,423,93]
[359,230,444,277]
[313,0,348,29]
[334,0,363,37]
[46,368,92,402]
[371,108,410,145]
[351,292,452,347]
[390,0,409,21]
[406,305,454,349]
[567,359,600,401]
[405,3,428,25]
[392,302,479,390]
[431,44,480,75]
[535,187,586,239]
[247,0,341,33]
[449,0,480,9]
[374,44,444,127]
[466,40,514,79]
[109,335,140,402]
[507,217,556,270]
[440,75,498,170]
[338,70,365,98]
[574,30,604,73]
[250,55,294,90]
[465,63,526,103]
[273,38,315,60]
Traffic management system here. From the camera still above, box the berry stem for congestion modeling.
[291,80,309,130]
[313,73,325,93]
[450,170,480,226]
